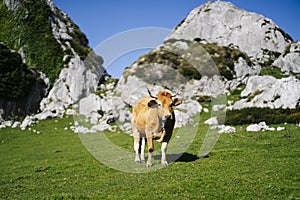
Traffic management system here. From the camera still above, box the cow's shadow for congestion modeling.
[171,152,200,162]
[154,152,206,163]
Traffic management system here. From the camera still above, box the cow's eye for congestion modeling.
[158,103,162,107]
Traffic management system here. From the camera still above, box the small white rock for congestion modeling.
[276,126,285,131]
[204,117,219,125]
[246,124,261,132]
[203,108,209,113]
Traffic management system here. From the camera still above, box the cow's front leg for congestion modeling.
[146,136,154,167]
[155,129,166,143]
[134,136,141,162]
[140,137,145,162]
[161,142,168,167]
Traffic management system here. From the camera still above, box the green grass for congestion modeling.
[260,66,289,79]
[0,116,299,199]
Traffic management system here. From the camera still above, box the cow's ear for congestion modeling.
[172,98,182,106]
[148,99,157,107]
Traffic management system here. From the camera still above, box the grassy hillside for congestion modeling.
[127,39,253,81]
[0,0,64,83]
[0,116,299,199]
[0,0,91,84]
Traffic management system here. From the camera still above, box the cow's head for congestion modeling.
[147,89,182,120]
[147,99,171,121]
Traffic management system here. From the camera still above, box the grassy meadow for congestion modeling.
[0,115,299,199]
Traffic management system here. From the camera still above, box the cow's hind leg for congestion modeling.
[161,142,168,167]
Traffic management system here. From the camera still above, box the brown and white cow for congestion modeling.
[132,89,181,167]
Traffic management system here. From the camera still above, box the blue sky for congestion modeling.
[53,0,300,78]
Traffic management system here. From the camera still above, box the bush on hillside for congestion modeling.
[0,43,36,100]
[225,107,300,125]
[0,0,91,84]
[199,42,252,80]
[135,49,201,80]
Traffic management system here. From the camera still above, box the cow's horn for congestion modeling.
[147,88,157,99]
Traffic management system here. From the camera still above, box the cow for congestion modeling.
[132,89,182,167]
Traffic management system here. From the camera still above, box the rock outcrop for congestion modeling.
[246,121,285,132]
[233,76,300,109]
[35,0,107,120]
[37,54,106,120]
[167,1,292,59]
[273,41,300,73]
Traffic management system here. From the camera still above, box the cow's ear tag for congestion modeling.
[148,99,157,108]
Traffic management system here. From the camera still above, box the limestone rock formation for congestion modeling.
[167,1,293,59]
[233,76,300,109]
[273,41,300,73]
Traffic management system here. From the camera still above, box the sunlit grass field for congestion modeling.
[0,115,299,199]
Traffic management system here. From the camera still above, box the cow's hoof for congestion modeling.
[135,158,141,163]
[161,162,168,167]
[146,163,152,167]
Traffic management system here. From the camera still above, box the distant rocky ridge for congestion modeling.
[1,0,299,131]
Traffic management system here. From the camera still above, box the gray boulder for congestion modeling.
[246,122,275,132]
[273,41,300,73]
[233,76,300,109]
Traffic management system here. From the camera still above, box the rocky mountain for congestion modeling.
[0,0,107,122]
[112,1,299,131]
[0,0,299,131]
[167,0,293,60]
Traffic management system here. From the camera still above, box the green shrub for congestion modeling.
[135,49,201,80]
[172,39,253,80]
[246,90,263,102]
[200,42,252,80]
[0,0,91,84]
[65,21,91,60]
[0,0,64,84]
[0,43,36,100]
[196,95,211,103]
[260,65,288,79]
[225,107,300,125]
